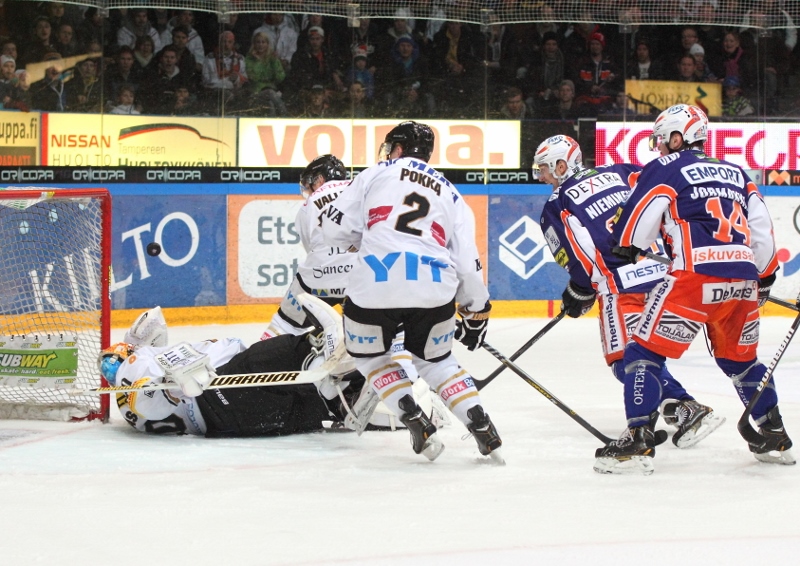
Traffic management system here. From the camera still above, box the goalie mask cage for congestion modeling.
[0,188,111,422]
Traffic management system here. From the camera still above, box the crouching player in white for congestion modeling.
[533,135,724,449]
[320,121,503,463]
[599,104,792,474]
[99,295,365,436]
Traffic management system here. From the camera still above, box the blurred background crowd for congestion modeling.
[1,0,799,123]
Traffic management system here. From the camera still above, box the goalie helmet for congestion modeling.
[124,306,168,348]
[97,342,135,386]
[379,121,434,162]
[299,154,346,196]
[532,135,584,185]
[649,103,708,151]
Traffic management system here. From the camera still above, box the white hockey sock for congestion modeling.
[357,355,414,418]
[415,357,481,426]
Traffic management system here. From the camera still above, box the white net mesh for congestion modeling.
[33,1,800,29]
[0,189,110,421]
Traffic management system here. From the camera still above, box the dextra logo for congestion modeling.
[777,205,800,275]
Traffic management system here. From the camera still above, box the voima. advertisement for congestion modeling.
[596,121,800,171]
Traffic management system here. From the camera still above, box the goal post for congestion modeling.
[0,188,111,421]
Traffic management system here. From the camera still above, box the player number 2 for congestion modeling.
[706,197,751,244]
[395,192,430,237]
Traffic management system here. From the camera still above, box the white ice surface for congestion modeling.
[1,316,799,565]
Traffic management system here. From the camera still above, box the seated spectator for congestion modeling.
[53,23,79,58]
[344,48,374,100]
[108,84,140,114]
[171,85,200,115]
[713,30,757,92]
[30,52,67,111]
[76,8,112,52]
[431,21,481,117]
[297,83,332,117]
[253,13,299,73]
[157,24,201,87]
[1,40,18,62]
[378,36,433,116]
[297,13,349,62]
[349,17,380,71]
[132,35,156,74]
[245,31,287,116]
[722,75,755,116]
[104,45,142,107]
[373,8,415,68]
[335,80,374,118]
[572,32,621,116]
[526,32,566,113]
[626,39,666,80]
[159,10,205,69]
[20,16,55,66]
[0,55,25,109]
[140,46,189,114]
[287,26,344,97]
[202,31,248,110]
[674,55,700,82]
[117,9,163,54]
[44,2,80,30]
[64,58,101,113]
[690,44,717,82]
[537,79,590,120]
[499,86,530,119]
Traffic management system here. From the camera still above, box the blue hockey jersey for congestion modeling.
[540,163,668,295]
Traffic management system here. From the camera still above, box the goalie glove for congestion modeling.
[561,281,596,318]
[611,245,643,265]
[455,301,491,351]
[156,343,215,397]
[758,273,776,308]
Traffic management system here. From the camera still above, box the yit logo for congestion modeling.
[498,216,554,279]
[346,330,378,344]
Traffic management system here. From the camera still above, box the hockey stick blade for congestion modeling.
[70,368,329,395]
[475,311,565,391]
[481,341,615,444]
[736,301,800,450]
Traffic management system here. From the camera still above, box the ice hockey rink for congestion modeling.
[1,315,799,565]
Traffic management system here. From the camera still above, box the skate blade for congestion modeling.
[675,413,726,449]
[487,447,506,466]
[593,455,654,476]
[421,434,445,461]
[754,448,796,465]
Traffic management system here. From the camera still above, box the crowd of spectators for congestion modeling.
[1,1,799,120]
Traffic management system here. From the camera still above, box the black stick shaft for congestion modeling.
[481,341,614,444]
[475,312,565,391]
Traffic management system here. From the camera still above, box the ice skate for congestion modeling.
[750,406,796,465]
[399,394,444,461]
[594,424,656,475]
[661,399,725,448]
[466,405,504,465]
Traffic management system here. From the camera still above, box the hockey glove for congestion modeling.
[561,281,596,318]
[758,273,776,308]
[611,245,642,264]
[455,301,491,351]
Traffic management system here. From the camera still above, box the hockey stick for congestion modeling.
[736,291,800,450]
[474,311,565,391]
[70,367,331,395]
[767,296,799,312]
[481,341,615,444]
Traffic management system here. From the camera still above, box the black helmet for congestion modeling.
[380,121,434,162]
[300,154,346,193]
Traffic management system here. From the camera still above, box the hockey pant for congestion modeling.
[196,333,340,437]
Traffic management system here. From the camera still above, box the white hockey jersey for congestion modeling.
[320,157,488,310]
[115,338,247,435]
[296,179,354,296]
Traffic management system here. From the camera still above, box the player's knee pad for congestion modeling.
[716,357,778,420]
[659,364,690,401]
[611,360,625,384]
[415,356,479,425]
[623,343,665,426]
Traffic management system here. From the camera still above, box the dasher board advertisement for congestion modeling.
[596,121,800,171]
[41,113,237,167]
[0,112,40,166]
[238,119,521,169]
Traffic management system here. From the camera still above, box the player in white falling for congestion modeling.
[261,154,353,339]
[319,121,503,463]
[98,295,367,436]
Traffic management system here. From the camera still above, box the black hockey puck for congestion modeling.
[146,242,162,256]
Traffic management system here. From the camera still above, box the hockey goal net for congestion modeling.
[0,188,111,421]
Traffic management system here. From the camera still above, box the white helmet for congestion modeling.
[532,135,584,184]
[649,104,708,151]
